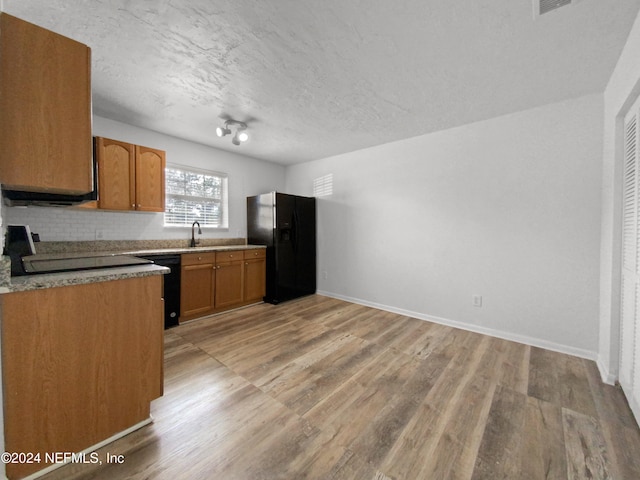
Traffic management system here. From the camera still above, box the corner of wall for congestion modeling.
[597,355,617,385]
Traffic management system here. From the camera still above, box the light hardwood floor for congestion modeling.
[40,295,640,480]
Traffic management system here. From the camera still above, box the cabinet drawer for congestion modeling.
[216,250,243,263]
[244,248,266,260]
[182,252,216,266]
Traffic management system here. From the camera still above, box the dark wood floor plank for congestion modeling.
[528,347,597,418]
[518,396,567,480]
[528,346,562,404]
[598,421,640,480]
[297,299,371,327]
[563,409,612,480]
[327,305,397,337]
[420,339,505,480]
[348,350,451,468]
[582,359,640,479]
[583,358,639,429]
[327,450,379,480]
[210,319,331,372]
[275,339,385,415]
[387,336,501,480]
[497,340,530,394]
[403,322,458,360]
[360,312,423,349]
[236,328,347,383]
[471,385,528,480]
[558,354,599,418]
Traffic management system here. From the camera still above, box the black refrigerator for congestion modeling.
[247,192,316,304]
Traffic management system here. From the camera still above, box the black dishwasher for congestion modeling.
[138,254,181,329]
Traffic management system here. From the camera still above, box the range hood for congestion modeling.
[2,187,97,207]
[1,156,98,207]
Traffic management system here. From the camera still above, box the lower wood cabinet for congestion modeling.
[0,275,164,480]
[215,251,244,309]
[244,249,267,303]
[180,248,266,322]
[180,252,215,318]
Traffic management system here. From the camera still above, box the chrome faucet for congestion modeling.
[190,221,202,247]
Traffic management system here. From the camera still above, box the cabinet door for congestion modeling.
[181,263,215,318]
[135,146,166,212]
[0,13,92,194]
[244,258,266,303]
[1,276,163,480]
[215,261,244,309]
[96,137,136,210]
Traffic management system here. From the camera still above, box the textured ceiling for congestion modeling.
[3,0,640,165]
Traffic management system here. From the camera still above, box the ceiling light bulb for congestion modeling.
[237,131,249,142]
[232,133,241,146]
[216,126,231,137]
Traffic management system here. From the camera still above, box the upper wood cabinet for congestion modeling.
[136,145,166,212]
[0,13,93,194]
[95,137,166,212]
[96,138,135,210]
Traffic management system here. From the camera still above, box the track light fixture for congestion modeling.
[216,119,249,146]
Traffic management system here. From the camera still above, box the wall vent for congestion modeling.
[313,174,333,197]
[534,0,581,18]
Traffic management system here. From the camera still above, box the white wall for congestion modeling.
[287,93,603,358]
[598,10,640,382]
[4,116,286,242]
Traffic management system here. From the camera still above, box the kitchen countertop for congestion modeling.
[26,244,266,261]
[0,244,266,294]
[2,264,170,293]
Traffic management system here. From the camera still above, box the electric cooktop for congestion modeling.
[22,255,153,274]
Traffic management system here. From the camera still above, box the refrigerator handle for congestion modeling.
[272,192,277,229]
[292,209,299,253]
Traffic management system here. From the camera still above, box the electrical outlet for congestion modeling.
[473,295,482,307]
[95,230,106,240]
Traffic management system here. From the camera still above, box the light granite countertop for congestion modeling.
[26,244,266,261]
[0,243,266,294]
[1,264,170,293]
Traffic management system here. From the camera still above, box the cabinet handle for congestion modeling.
[198,256,202,260]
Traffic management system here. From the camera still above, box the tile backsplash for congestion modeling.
[4,206,233,242]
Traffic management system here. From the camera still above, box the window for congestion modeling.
[164,165,228,228]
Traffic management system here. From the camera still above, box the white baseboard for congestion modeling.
[596,356,618,385]
[627,391,640,428]
[317,290,597,361]
[18,417,153,480]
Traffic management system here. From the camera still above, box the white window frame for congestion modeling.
[164,164,229,229]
